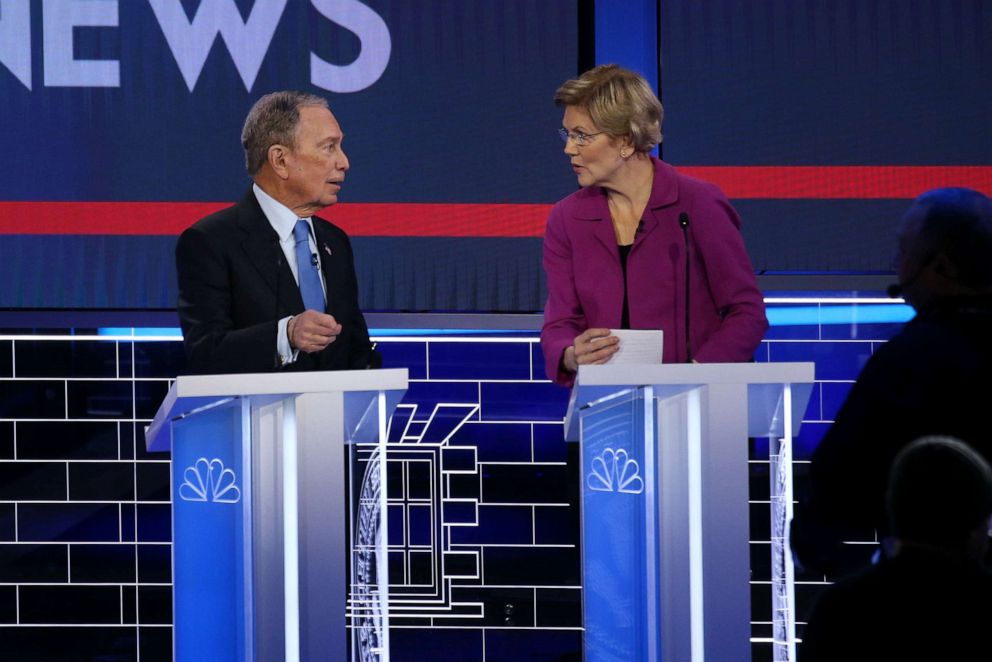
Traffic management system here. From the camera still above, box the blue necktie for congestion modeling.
[293,220,325,312]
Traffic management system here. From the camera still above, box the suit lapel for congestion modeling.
[640,157,680,243]
[573,189,619,259]
[235,189,304,314]
[311,219,338,309]
[592,211,617,255]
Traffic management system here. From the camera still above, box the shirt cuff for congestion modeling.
[277,316,300,366]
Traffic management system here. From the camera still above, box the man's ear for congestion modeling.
[267,144,291,180]
[932,252,958,281]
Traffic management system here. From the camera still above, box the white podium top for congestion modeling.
[146,368,408,452]
[564,362,815,441]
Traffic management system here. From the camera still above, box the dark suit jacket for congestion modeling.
[791,294,992,576]
[176,188,377,374]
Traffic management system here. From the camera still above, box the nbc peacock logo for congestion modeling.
[178,458,242,504]
[586,448,644,495]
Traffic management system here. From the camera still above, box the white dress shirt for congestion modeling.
[252,183,327,365]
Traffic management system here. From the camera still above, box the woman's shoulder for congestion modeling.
[549,186,607,232]
[661,160,728,203]
[652,159,739,229]
[554,184,603,212]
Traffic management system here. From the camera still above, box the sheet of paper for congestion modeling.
[606,329,664,365]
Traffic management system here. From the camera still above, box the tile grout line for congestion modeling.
[132,327,142,659]
[533,588,538,629]
[531,505,536,546]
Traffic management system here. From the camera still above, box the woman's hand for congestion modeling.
[562,328,620,372]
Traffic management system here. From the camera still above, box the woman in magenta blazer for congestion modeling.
[542,65,768,387]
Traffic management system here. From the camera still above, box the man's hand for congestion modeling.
[562,328,619,372]
[288,310,342,354]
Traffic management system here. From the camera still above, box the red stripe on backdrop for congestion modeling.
[0,202,553,237]
[1,166,989,236]
[679,165,992,199]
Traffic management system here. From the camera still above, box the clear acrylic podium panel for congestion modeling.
[346,390,392,662]
[168,386,394,662]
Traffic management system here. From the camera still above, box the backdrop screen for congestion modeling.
[660,0,992,275]
[6,1,991,311]
[0,0,578,310]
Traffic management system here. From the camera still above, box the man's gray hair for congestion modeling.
[241,91,329,176]
[912,187,992,289]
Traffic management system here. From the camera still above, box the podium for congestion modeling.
[564,363,814,662]
[146,369,408,662]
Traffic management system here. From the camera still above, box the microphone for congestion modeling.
[679,212,692,362]
[311,253,320,268]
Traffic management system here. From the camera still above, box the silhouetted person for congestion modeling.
[801,436,992,661]
[791,187,992,575]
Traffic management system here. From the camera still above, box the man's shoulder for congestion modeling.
[880,304,992,361]
[185,203,239,235]
[175,198,256,262]
[311,213,350,242]
[181,189,259,238]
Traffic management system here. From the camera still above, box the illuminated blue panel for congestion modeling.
[766,304,914,326]
[172,402,250,662]
[98,327,183,337]
[97,327,534,338]
[97,301,914,340]
[580,391,660,661]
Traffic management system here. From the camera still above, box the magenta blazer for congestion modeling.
[541,157,768,386]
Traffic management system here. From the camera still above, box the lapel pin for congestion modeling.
[323,243,333,256]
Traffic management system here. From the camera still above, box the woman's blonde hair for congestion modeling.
[554,64,663,153]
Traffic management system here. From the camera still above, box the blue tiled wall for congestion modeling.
[0,302,905,661]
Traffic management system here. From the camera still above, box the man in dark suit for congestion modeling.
[176,91,378,374]
[791,187,992,575]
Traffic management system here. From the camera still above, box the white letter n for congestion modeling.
[0,0,32,89]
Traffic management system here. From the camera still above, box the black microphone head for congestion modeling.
[886,283,903,298]
[678,212,689,228]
